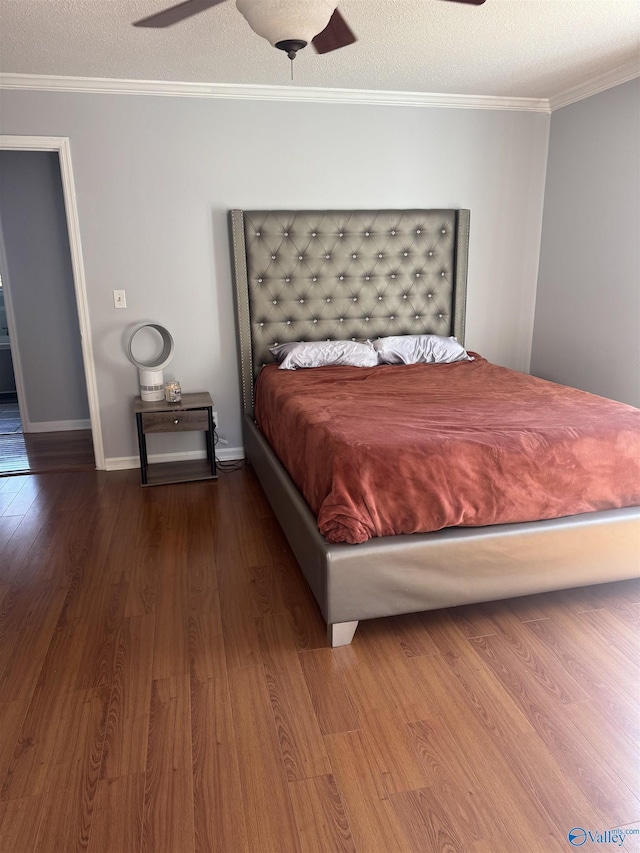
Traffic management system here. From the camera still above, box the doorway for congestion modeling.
[0,136,104,474]
[0,271,22,466]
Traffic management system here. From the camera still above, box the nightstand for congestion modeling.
[133,392,217,486]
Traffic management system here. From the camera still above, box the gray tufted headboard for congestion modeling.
[229,209,470,415]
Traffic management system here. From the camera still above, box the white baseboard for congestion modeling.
[25,418,92,433]
[105,446,245,472]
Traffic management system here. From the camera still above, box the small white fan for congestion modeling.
[127,323,174,402]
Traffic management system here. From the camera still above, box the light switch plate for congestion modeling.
[113,290,127,309]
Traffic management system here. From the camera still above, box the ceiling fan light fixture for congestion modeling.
[236,0,336,51]
[274,39,308,60]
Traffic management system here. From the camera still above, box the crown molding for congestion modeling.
[0,73,550,113]
[549,59,640,111]
[2,62,638,113]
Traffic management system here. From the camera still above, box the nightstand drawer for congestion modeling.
[141,409,209,434]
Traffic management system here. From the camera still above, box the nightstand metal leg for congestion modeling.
[206,407,217,477]
[136,412,148,485]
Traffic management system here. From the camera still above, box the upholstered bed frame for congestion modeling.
[229,208,639,646]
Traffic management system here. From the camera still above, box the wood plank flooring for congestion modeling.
[0,466,638,852]
[0,430,95,476]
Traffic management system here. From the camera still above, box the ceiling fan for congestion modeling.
[134,0,486,64]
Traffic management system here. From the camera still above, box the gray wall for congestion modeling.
[531,79,640,407]
[0,290,17,394]
[0,89,550,461]
[0,150,90,425]
[0,348,17,396]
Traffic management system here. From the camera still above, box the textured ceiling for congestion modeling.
[0,0,639,99]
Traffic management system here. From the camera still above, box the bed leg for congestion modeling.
[328,621,359,647]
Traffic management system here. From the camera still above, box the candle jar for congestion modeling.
[165,380,182,403]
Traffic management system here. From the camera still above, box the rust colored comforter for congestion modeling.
[254,358,640,544]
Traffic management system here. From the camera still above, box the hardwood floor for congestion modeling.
[0,430,95,476]
[0,466,638,852]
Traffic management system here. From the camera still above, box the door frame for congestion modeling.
[0,135,105,469]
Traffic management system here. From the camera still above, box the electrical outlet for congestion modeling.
[212,412,228,445]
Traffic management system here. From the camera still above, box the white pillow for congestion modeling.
[269,342,304,363]
[270,340,379,370]
[373,334,473,365]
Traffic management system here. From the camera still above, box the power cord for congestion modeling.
[214,425,246,472]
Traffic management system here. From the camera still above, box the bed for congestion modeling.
[229,208,640,646]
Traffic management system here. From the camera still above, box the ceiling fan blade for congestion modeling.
[133,0,227,28]
[312,8,357,54]
[439,0,486,4]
